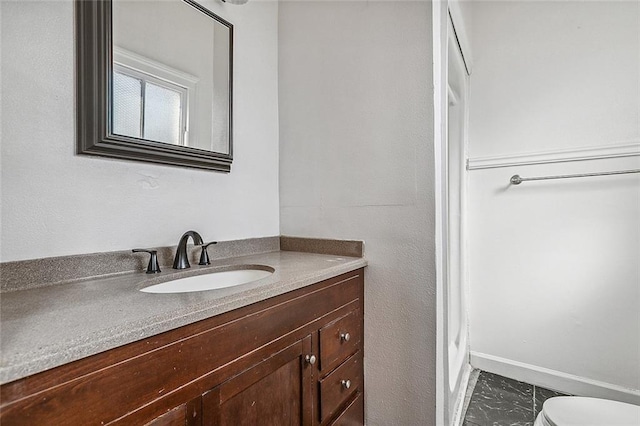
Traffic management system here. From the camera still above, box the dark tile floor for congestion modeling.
[463,371,567,426]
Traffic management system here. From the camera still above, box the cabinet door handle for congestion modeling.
[341,379,351,389]
[340,332,351,342]
[305,354,317,365]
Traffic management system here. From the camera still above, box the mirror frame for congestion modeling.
[76,0,233,172]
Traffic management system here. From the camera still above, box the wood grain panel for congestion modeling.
[203,339,309,426]
[144,397,201,426]
[328,393,363,426]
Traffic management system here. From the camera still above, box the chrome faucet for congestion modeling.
[173,230,204,269]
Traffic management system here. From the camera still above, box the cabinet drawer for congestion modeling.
[329,392,364,426]
[319,352,362,422]
[319,309,360,372]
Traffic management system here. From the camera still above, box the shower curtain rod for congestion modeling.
[510,169,640,185]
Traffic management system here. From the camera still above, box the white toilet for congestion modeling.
[534,396,640,426]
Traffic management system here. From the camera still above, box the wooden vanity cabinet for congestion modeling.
[0,268,364,426]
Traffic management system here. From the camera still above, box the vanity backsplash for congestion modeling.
[0,236,364,292]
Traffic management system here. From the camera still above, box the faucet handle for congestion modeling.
[132,249,161,274]
[198,242,218,265]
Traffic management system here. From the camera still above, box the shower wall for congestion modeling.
[467,1,639,403]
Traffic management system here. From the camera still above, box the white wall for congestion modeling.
[278,2,436,424]
[0,0,280,262]
[468,1,640,400]
[469,1,638,159]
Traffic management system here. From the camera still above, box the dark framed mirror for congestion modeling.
[76,0,233,172]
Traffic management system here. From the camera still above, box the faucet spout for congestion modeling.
[173,230,204,269]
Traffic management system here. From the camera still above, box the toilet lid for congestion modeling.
[542,397,640,426]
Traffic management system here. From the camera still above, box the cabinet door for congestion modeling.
[202,336,314,426]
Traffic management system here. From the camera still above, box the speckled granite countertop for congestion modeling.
[0,250,367,384]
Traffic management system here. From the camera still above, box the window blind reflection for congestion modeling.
[112,71,142,138]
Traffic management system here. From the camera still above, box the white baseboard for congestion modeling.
[470,351,640,405]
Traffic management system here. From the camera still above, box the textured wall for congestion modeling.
[278,2,437,424]
[1,0,280,262]
[468,1,640,396]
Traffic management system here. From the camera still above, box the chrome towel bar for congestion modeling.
[510,169,640,185]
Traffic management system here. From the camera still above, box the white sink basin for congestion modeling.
[140,267,274,294]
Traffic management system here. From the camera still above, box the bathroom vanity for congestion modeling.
[0,246,365,426]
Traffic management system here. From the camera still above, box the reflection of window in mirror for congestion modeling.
[112,48,199,147]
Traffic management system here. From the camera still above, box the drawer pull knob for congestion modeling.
[341,379,351,389]
[305,355,317,365]
[340,332,351,342]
